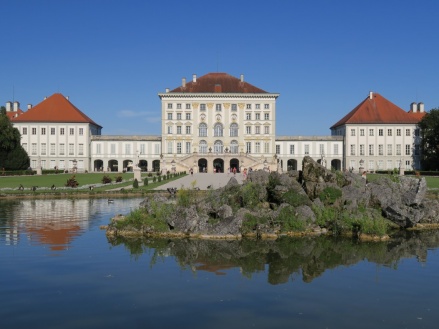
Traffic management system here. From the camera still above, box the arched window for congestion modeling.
[230,140,239,154]
[230,123,238,137]
[199,140,207,154]
[214,123,223,137]
[199,123,207,137]
[214,140,223,154]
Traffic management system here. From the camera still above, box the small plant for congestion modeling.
[65,175,79,188]
[158,176,162,182]
[277,206,307,232]
[153,176,156,183]
[115,175,123,183]
[319,186,342,205]
[133,178,139,188]
[148,173,153,177]
[144,177,149,186]
[282,190,311,207]
[102,175,112,184]
[156,171,161,176]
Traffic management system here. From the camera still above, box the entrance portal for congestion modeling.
[198,158,208,173]
[287,159,297,171]
[213,158,224,173]
[94,159,103,172]
[331,159,342,171]
[108,159,118,172]
[229,158,240,173]
[139,160,148,171]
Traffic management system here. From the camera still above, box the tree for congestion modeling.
[418,108,439,171]
[0,107,30,170]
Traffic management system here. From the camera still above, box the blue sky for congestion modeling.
[1,0,438,136]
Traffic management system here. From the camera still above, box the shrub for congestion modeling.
[156,171,161,176]
[65,175,79,188]
[148,173,153,177]
[115,175,123,183]
[102,175,112,184]
[133,178,139,188]
[177,188,196,207]
[282,190,311,207]
[158,176,161,182]
[144,177,149,186]
[277,206,307,232]
[319,186,342,205]
[241,213,268,234]
[241,182,260,209]
[153,176,156,183]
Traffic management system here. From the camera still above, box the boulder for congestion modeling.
[247,170,270,185]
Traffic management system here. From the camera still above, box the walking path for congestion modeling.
[154,173,244,191]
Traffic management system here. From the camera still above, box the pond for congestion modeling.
[0,198,438,329]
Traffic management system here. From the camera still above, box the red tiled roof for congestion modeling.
[331,93,426,129]
[6,109,23,120]
[12,93,102,127]
[171,72,268,93]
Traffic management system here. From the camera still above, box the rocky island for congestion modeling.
[106,157,439,240]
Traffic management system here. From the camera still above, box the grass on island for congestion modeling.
[0,172,187,195]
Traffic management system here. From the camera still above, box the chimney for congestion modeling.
[27,104,32,110]
[165,88,170,93]
[192,74,197,83]
[65,96,69,101]
[369,91,373,99]
[411,102,417,113]
[182,77,186,88]
[5,101,12,112]
[44,96,47,100]
[13,101,20,112]
[240,74,244,83]
[418,102,424,113]
[214,84,222,93]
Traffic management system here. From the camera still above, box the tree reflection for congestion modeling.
[108,230,439,284]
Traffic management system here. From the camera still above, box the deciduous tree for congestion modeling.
[418,108,439,171]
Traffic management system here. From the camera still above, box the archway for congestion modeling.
[213,158,224,173]
[139,160,148,171]
[123,159,133,172]
[287,159,297,171]
[152,160,160,172]
[198,158,208,173]
[108,159,118,172]
[230,158,240,173]
[331,159,341,171]
[94,159,103,172]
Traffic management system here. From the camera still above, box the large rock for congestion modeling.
[247,170,270,185]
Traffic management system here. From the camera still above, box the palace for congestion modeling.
[5,72,424,173]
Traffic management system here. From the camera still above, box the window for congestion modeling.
[154,144,160,155]
[246,142,251,153]
[360,129,364,136]
[387,144,392,155]
[185,142,191,154]
[319,144,325,155]
[185,113,191,120]
[246,104,251,109]
[360,144,365,155]
[378,160,384,169]
[177,113,182,120]
[41,143,46,155]
[167,142,173,154]
[255,104,260,109]
[214,140,223,153]
[230,140,239,154]
[60,128,65,135]
[177,103,182,109]
[276,145,280,154]
[167,126,172,134]
[255,113,260,120]
[199,123,207,137]
[186,103,191,109]
[51,128,55,135]
[351,129,355,136]
[231,104,237,111]
[378,144,383,155]
[50,143,55,155]
[396,144,401,155]
[79,128,83,136]
[41,128,46,135]
[70,128,74,135]
[177,126,182,134]
[379,129,383,136]
[140,144,145,155]
[369,129,374,136]
[167,103,173,109]
[255,142,261,153]
[78,144,84,155]
[264,142,269,153]
[230,123,238,137]
[290,145,295,155]
[31,143,37,155]
[387,160,393,170]
[200,104,206,111]
[125,144,131,155]
[32,128,37,135]
[186,126,191,134]
[406,129,410,136]
[369,144,374,155]
[369,160,375,171]
[264,126,269,134]
[199,140,207,154]
[405,144,411,155]
[167,113,172,120]
[334,144,339,155]
[350,144,355,156]
[255,126,260,134]
[69,143,74,155]
[246,126,251,134]
[111,144,116,154]
[177,142,182,154]
[264,104,269,109]
[216,104,222,112]
[305,144,310,155]
[214,123,223,137]
[415,129,420,137]
[397,129,401,136]
[264,113,269,120]
[387,129,392,136]
[246,113,251,120]
[23,127,27,135]
[60,143,65,155]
